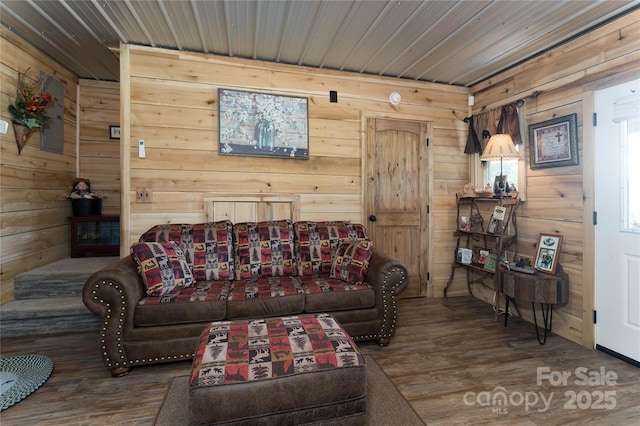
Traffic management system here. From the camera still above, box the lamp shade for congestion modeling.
[480,134,520,161]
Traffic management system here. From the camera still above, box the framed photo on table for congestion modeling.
[534,233,563,274]
[528,114,578,169]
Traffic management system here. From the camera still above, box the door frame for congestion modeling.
[583,69,640,349]
[361,111,434,297]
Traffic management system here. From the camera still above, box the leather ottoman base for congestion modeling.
[189,314,367,425]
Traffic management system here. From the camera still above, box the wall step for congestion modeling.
[13,257,117,300]
[3,257,118,337]
[0,297,101,337]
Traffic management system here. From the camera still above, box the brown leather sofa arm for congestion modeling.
[82,256,144,376]
[366,249,409,296]
[364,249,409,345]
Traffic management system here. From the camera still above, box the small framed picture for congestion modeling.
[483,253,498,272]
[109,125,120,139]
[474,247,490,266]
[457,248,473,265]
[534,233,563,274]
[487,216,499,234]
[493,206,506,221]
[460,216,470,231]
[493,175,507,195]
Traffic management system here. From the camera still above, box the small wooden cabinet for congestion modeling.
[69,215,120,258]
[444,195,520,300]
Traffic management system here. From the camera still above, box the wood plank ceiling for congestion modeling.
[1,0,638,86]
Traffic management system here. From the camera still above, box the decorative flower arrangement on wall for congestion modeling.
[7,69,56,154]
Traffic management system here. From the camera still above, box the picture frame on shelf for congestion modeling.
[483,253,498,272]
[460,216,471,231]
[474,246,490,266]
[487,216,499,234]
[528,113,578,169]
[534,233,563,274]
[493,175,508,195]
[457,248,473,265]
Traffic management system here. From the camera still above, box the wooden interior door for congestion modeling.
[365,118,430,298]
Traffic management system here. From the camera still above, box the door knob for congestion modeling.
[368,215,377,221]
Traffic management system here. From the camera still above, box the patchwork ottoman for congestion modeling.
[189,313,367,425]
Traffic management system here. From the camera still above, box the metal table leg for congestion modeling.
[532,302,553,345]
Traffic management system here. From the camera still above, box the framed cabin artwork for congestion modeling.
[218,89,309,159]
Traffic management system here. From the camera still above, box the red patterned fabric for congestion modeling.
[300,275,372,294]
[330,239,373,284]
[191,222,234,281]
[234,220,296,279]
[227,276,303,300]
[294,221,369,276]
[130,241,194,296]
[190,314,365,386]
[139,221,235,282]
[138,280,230,304]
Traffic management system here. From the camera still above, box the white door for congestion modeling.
[595,79,640,363]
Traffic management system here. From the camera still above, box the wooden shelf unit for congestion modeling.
[443,195,521,303]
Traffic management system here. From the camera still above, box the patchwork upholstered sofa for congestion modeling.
[83,220,408,377]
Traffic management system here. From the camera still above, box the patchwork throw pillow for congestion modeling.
[130,241,195,296]
[294,221,369,276]
[234,220,297,279]
[139,221,235,282]
[139,223,194,264]
[191,221,234,281]
[330,239,373,284]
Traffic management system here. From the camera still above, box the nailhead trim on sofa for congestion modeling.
[92,266,406,371]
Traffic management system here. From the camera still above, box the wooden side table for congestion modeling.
[499,264,569,344]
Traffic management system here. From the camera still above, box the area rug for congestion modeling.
[0,354,53,411]
[155,354,424,425]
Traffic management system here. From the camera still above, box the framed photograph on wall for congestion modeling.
[528,113,578,169]
[534,233,563,274]
[109,126,120,139]
[218,88,309,159]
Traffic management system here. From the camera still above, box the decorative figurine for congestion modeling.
[461,183,476,197]
[69,178,101,199]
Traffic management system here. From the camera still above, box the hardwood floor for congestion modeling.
[1,296,638,425]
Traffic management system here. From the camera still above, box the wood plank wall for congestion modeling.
[457,11,640,348]
[3,12,634,351]
[122,44,470,300]
[79,79,120,214]
[0,29,79,304]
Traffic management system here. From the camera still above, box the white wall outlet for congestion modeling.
[138,139,146,158]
